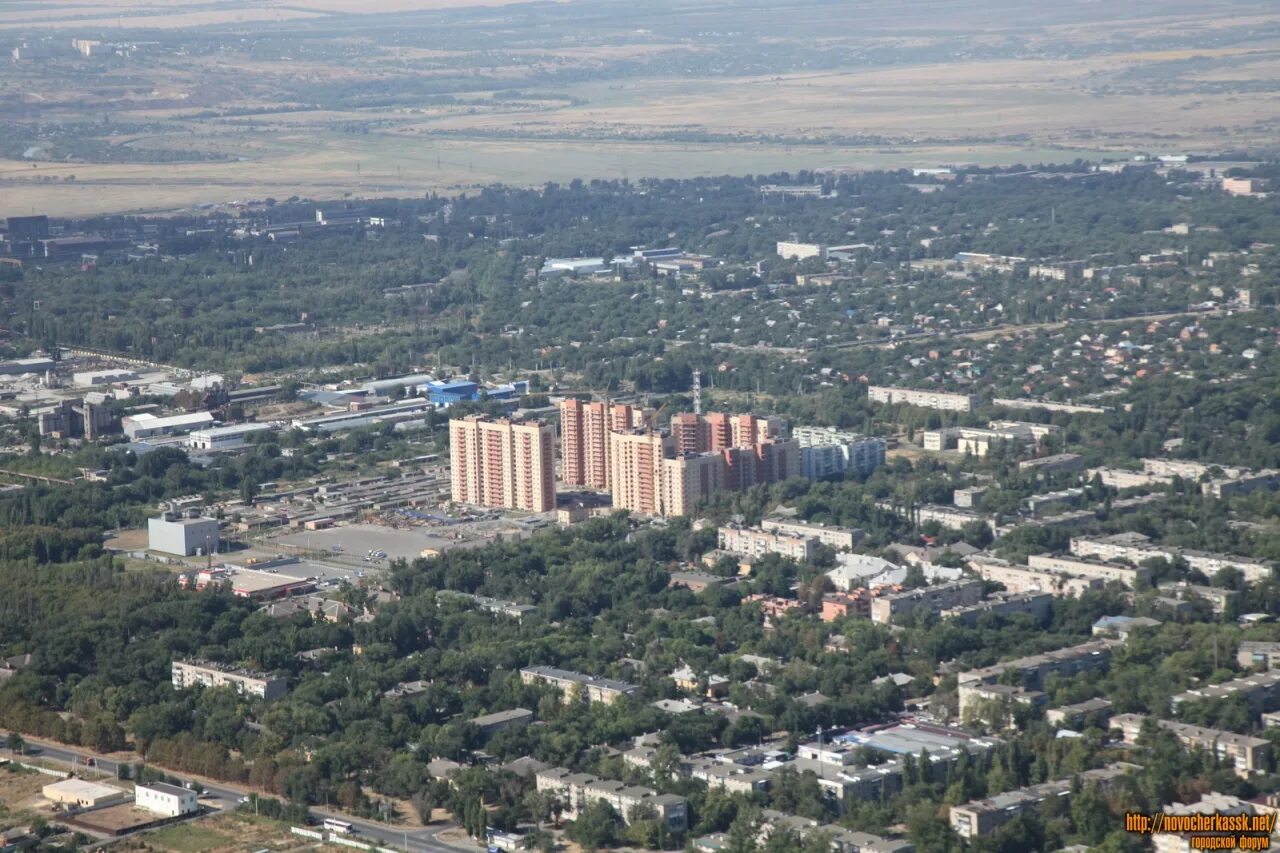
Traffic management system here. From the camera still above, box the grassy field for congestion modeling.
[0,763,52,814]
[124,813,316,852]
[135,825,234,852]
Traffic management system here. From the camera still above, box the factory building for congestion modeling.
[123,411,216,440]
[147,510,220,556]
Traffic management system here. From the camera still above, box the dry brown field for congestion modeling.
[3,0,1280,215]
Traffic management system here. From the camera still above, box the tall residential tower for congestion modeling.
[450,415,556,513]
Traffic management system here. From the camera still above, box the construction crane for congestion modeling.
[645,398,671,431]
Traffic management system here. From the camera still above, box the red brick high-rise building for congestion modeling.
[559,400,640,490]
[451,415,555,513]
[669,412,782,455]
[608,430,672,517]
[562,404,794,518]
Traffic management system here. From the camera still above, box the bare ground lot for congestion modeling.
[274,519,522,561]
[0,764,52,814]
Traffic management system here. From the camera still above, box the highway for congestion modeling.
[1,732,478,853]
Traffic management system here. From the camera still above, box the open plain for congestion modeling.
[3,0,1280,214]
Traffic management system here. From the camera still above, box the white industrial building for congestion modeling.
[0,356,54,376]
[186,422,277,451]
[42,778,127,808]
[72,369,137,387]
[539,257,611,277]
[134,782,198,817]
[776,241,824,260]
[123,411,216,440]
[148,510,220,556]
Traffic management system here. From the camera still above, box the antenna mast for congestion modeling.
[692,369,702,415]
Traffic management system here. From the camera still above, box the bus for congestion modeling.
[322,819,354,835]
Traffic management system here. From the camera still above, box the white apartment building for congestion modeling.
[913,504,994,532]
[1069,535,1273,583]
[760,517,859,550]
[968,556,1102,598]
[535,767,688,829]
[868,386,977,413]
[171,659,288,700]
[1026,553,1148,588]
[718,525,820,561]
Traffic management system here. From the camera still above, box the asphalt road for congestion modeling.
[1,732,478,853]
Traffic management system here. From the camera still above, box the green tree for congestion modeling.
[566,800,620,852]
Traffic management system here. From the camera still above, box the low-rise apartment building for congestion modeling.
[968,555,1103,598]
[941,591,1053,626]
[718,525,820,561]
[760,516,861,550]
[1070,535,1273,583]
[1157,581,1239,615]
[957,640,1118,718]
[1239,641,1280,671]
[868,386,978,413]
[1111,714,1271,777]
[757,810,914,853]
[958,681,1048,726]
[912,504,995,533]
[535,767,688,829]
[869,580,984,625]
[688,761,773,795]
[953,485,988,508]
[925,421,1058,457]
[1204,469,1280,499]
[519,666,637,705]
[1045,698,1114,730]
[777,241,824,260]
[1088,466,1175,490]
[822,589,880,621]
[171,659,288,700]
[469,708,534,740]
[1017,453,1084,475]
[949,763,1139,839]
[1154,793,1280,853]
[1026,553,1149,588]
[1171,670,1280,716]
